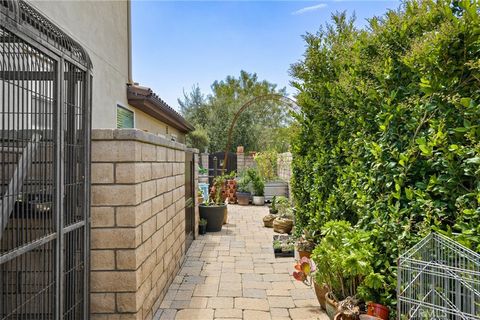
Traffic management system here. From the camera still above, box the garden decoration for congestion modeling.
[292,256,316,285]
[221,93,299,173]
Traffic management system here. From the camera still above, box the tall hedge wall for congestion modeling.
[291,0,479,306]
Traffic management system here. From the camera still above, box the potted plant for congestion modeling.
[311,221,386,320]
[273,239,282,254]
[273,197,294,234]
[296,229,316,258]
[197,188,204,205]
[236,168,255,205]
[199,174,228,232]
[199,218,207,235]
[269,196,278,214]
[252,171,265,206]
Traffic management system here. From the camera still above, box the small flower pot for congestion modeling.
[367,302,389,320]
[236,191,250,205]
[199,224,207,235]
[253,196,265,206]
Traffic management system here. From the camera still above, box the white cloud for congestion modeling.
[292,3,327,15]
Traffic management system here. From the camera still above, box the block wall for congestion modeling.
[89,129,198,320]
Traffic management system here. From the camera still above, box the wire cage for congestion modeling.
[0,0,92,319]
[398,232,480,320]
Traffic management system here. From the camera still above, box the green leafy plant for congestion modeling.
[273,239,282,250]
[291,0,480,312]
[199,218,208,226]
[270,196,278,214]
[311,221,385,302]
[237,168,255,193]
[252,174,265,196]
[198,166,208,175]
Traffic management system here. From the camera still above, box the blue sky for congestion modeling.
[132,1,399,110]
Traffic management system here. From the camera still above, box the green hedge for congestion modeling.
[291,0,479,309]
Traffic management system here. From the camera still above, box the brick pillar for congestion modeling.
[236,146,245,172]
[90,129,196,320]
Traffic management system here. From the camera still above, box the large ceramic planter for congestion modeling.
[199,204,226,232]
[236,192,250,205]
[314,282,329,310]
[252,196,265,206]
[264,181,288,202]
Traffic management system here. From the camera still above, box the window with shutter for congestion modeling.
[117,105,134,128]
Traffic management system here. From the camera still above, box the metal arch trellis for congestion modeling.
[222,93,299,172]
[0,1,92,319]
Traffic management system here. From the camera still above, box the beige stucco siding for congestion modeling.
[28,0,130,129]
[134,109,185,143]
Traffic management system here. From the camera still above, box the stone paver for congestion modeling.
[155,205,328,319]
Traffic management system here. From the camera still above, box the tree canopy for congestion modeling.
[179,71,293,153]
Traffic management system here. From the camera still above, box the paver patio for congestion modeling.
[155,205,328,320]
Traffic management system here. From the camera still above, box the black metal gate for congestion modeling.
[0,1,92,319]
[208,152,236,185]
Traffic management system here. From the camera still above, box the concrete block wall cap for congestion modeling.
[186,147,200,154]
[91,129,187,151]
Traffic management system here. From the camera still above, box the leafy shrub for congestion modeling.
[254,151,278,181]
[291,0,480,312]
[311,221,385,302]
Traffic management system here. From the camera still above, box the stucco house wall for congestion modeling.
[28,0,187,144]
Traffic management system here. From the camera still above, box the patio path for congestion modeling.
[155,204,328,320]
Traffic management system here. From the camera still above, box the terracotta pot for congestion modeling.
[313,282,328,310]
[367,302,389,320]
[325,292,338,320]
[236,192,250,205]
[298,250,311,259]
